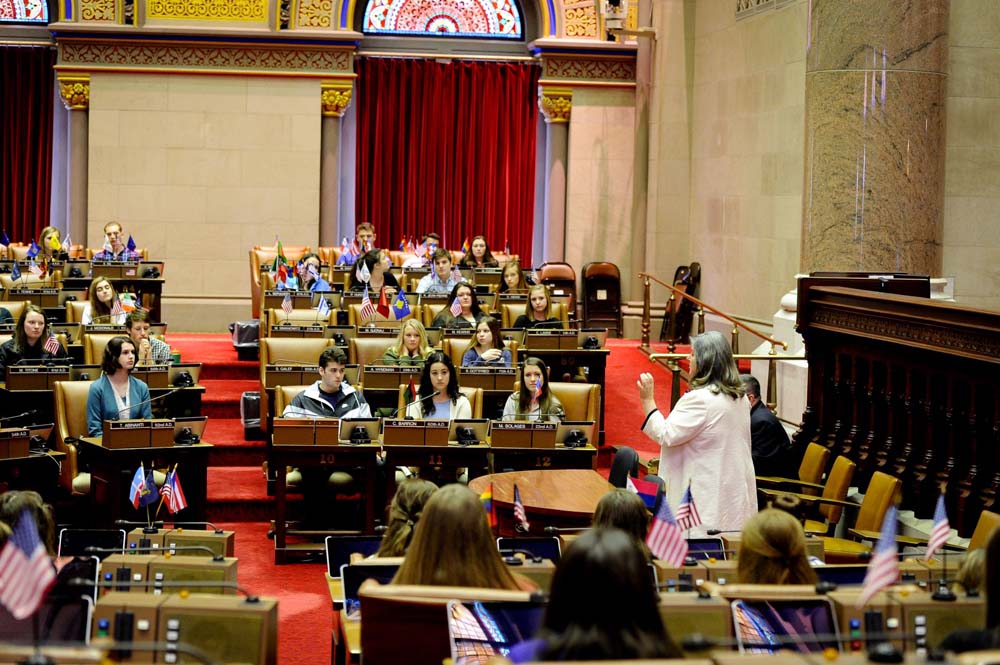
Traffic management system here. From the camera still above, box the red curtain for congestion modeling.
[0,45,55,244]
[355,57,540,264]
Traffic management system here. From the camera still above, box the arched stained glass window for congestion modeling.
[0,0,48,23]
[363,0,523,39]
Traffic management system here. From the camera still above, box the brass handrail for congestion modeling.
[638,272,788,354]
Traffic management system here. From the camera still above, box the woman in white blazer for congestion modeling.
[636,331,757,536]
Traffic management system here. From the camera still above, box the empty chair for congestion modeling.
[582,262,622,337]
[759,455,856,536]
[538,262,577,316]
[756,442,830,496]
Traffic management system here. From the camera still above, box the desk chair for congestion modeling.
[359,582,534,665]
[53,380,94,495]
[967,510,1000,551]
[250,245,312,319]
[0,300,27,322]
[582,261,622,337]
[421,303,446,328]
[500,302,568,329]
[66,301,88,324]
[260,337,333,432]
[349,337,392,366]
[548,382,600,428]
[318,246,342,266]
[83,333,120,365]
[0,273,58,290]
[759,455,856,536]
[396,385,483,419]
[756,442,831,496]
[538,262,577,314]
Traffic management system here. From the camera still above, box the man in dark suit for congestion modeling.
[741,374,795,477]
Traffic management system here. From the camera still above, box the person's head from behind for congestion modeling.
[986,527,1000,629]
[955,547,986,596]
[392,484,518,589]
[592,489,650,546]
[741,374,762,408]
[358,249,390,279]
[737,508,817,585]
[103,221,124,251]
[376,478,438,558]
[394,319,430,357]
[432,248,453,280]
[690,330,743,397]
[525,284,551,319]
[538,527,679,660]
[356,222,376,251]
[317,346,348,393]
[0,490,55,556]
[102,335,137,375]
[502,260,527,292]
[16,304,48,351]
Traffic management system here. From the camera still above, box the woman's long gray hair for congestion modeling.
[689,331,743,399]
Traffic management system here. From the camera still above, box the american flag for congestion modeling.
[110,297,125,318]
[449,297,462,317]
[675,483,702,531]
[161,467,188,514]
[360,285,376,321]
[513,484,530,533]
[281,293,293,315]
[0,509,56,620]
[646,497,688,566]
[925,493,951,560]
[856,504,899,607]
[43,334,61,355]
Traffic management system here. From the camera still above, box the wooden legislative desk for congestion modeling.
[469,468,612,537]
[520,348,609,444]
[0,451,66,501]
[77,438,211,526]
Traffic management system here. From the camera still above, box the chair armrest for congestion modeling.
[848,528,925,546]
[756,475,825,491]
[759,488,857,509]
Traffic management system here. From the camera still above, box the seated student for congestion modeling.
[415,248,459,295]
[81,277,127,325]
[940,528,1000,653]
[382,319,433,366]
[502,357,565,422]
[391,483,534,590]
[296,252,331,292]
[347,249,400,294]
[736,508,818,585]
[407,351,471,420]
[86,336,151,437]
[458,235,499,269]
[513,284,564,329]
[39,226,69,260]
[462,317,511,367]
[282,346,370,419]
[0,306,13,324]
[373,478,438,558]
[498,259,531,294]
[335,222,377,266]
[431,281,485,329]
[126,310,171,365]
[0,304,68,372]
[92,221,142,261]
[591,489,651,560]
[402,232,441,268]
[509,527,681,662]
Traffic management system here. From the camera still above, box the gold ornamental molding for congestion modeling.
[542,55,636,83]
[146,0,268,22]
[321,79,353,117]
[57,74,91,111]
[538,85,572,124]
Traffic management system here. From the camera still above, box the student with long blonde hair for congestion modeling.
[382,319,433,366]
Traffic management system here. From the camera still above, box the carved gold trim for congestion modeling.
[296,0,335,28]
[58,74,91,111]
[321,80,353,117]
[538,85,572,124]
[146,0,268,22]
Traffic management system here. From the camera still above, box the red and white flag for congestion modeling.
[513,484,530,533]
[111,298,125,318]
[856,505,900,607]
[43,334,61,355]
[646,496,688,566]
[675,482,702,531]
[161,467,188,514]
[281,293,293,315]
[0,509,56,619]
[925,493,950,560]
[449,297,462,317]
[360,285,376,321]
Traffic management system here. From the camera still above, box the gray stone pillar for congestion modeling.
[539,85,571,263]
[58,74,90,249]
[801,1,949,273]
[320,80,353,248]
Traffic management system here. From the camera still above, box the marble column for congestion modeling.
[801,1,948,273]
[57,74,90,250]
[538,85,572,264]
[320,80,354,248]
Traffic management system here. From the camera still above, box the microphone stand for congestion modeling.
[931,545,956,601]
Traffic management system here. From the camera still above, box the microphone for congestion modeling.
[390,390,440,418]
[543,526,587,534]
[0,408,40,424]
[116,386,183,415]
[705,529,743,536]
[85,544,224,561]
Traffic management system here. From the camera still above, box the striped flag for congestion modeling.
[461,237,470,254]
[449,297,462,317]
[43,334,61,355]
[513,484,530,533]
[281,292,293,315]
[925,493,950,560]
[161,468,187,514]
[28,259,41,277]
[111,297,125,318]
[675,482,702,531]
[360,285,376,321]
[129,464,146,508]
[480,482,496,528]
[316,295,331,317]
[531,378,542,403]
[856,505,899,607]
[0,509,56,619]
[646,496,688,566]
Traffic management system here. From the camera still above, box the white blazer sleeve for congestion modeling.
[453,396,472,420]
[641,390,708,448]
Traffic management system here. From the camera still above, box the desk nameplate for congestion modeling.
[361,366,420,390]
[270,324,325,339]
[264,365,308,388]
[0,427,31,459]
[490,421,533,448]
[382,418,427,446]
[356,327,398,337]
[272,418,322,446]
[133,365,170,389]
[6,365,71,390]
[524,330,578,350]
